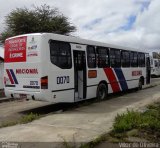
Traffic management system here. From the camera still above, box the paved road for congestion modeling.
[0,100,50,123]
[0,78,160,145]
[150,77,160,85]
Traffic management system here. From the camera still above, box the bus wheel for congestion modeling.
[138,79,143,90]
[97,83,107,100]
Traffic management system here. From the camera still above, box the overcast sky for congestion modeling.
[0,0,160,57]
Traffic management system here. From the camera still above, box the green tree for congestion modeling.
[0,4,76,43]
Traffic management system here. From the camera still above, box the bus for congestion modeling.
[4,33,151,102]
[150,56,160,77]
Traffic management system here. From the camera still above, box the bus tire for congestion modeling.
[97,83,108,100]
[138,78,143,90]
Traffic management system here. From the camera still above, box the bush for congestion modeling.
[20,113,39,123]
[113,110,142,133]
[113,103,160,133]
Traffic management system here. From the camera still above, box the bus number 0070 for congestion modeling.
[57,76,70,84]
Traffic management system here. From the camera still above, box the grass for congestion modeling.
[0,112,40,128]
[113,110,142,133]
[110,102,160,142]
[80,102,160,148]
[80,134,107,148]
[0,121,18,128]
[20,112,40,123]
[113,102,160,133]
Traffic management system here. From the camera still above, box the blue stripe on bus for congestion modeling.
[10,69,18,84]
[114,68,128,91]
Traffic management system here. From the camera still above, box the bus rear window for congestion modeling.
[50,40,72,69]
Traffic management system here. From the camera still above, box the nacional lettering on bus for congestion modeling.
[132,70,142,76]
[16,69,38,74]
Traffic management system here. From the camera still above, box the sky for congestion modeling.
[0,0,160,58]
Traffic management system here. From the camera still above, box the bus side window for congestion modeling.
[138,53,145,67]
[130,52,138,67]
[50,40,72,69]
[87,45,96,68]
[96,47,109,68]
[110,48,121,68]
[121,50,130,67]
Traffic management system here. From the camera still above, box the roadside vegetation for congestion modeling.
[81,102,160,148]
[110,102,160,142]
[0,112,40,128]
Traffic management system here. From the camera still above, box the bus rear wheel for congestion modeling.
[97,83,107,100]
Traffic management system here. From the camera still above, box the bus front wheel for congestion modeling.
[97,83,108,100]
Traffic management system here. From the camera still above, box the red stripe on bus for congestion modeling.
[103,68,120,92]
[6,69,14,84]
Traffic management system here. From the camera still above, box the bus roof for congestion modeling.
[6,33,148,53]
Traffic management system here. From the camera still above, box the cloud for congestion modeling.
[0,0,159,53]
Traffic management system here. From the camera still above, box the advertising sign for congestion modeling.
[4,36,27,63]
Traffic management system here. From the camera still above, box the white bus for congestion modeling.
[150,57,160,77]
[4,33,151,102]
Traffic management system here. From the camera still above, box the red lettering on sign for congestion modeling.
[16,69,38,74]
[132,71,142,76]
[4,36,27,63]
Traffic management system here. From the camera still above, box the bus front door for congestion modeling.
[73,50,87,101]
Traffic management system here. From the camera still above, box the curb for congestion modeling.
[143,82,160,89]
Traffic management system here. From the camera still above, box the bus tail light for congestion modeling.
[41,76,48,89]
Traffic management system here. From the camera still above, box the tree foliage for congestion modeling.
[0,4,76,43]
